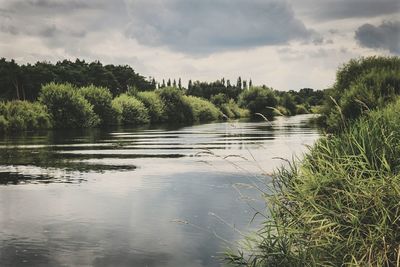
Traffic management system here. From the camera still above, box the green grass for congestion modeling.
[226,98,400,267]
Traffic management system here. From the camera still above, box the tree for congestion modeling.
[237,76,242,89]
[188,80,193,90]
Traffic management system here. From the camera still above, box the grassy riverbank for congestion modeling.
[226,56,400,266]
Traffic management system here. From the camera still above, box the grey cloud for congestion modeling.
[355,20,400,54]
[124,0,314,54]
[290,0,399,21]
[7,0,96,14]
[0,0,128,52]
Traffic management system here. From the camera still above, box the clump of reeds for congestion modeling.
[226,98,400,266]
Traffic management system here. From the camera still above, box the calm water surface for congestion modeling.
[0,115,319,267]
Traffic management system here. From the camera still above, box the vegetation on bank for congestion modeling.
[227,98,400,267]
[0,58,324,132]
[226,56,400,267]
[0,100,51,132]
[317,56,400,132]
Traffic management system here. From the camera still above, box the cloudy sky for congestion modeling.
[0,0,399,90]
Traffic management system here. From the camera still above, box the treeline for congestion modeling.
[0,58,326,132]
[228,56,400,266]
[0,58,155,101]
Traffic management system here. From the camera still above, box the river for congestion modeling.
[0,115,319,267]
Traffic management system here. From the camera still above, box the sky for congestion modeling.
[0,0,399,90]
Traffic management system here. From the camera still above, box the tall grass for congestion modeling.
[226,98,400,266]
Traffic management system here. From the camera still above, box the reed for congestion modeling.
[226,98,400,266]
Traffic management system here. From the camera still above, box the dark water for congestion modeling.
[0,115,319,267]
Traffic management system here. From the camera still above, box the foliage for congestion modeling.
[238,87,278,119]
[187,79,244,100]
[79,85,116,126]
[280,94,297,116]
[295,104,309,115]
[112,94,149,125]
[227,98,400,267]
[319,56,400,131]
[135,91,166,123]
[210,93,248,119]
[0,58,154,101]
[0,100,51,132]
[157,87,194,123]
[334,56,400,95]
[183,95,221,122]
[39,83,100,128]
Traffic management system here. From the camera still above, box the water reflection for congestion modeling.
[0,115,319,266]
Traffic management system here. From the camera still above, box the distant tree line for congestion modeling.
[0,58,155,101]
[0,58,328,133]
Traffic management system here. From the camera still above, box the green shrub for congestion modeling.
[280,93,297,115]
[136,91,166,123]
[210,94,248,119]
[39,83,99,128]
[0,115,7,132]
[0,100,51,131]
[274,105,290,116]
[320,56,400,131]
[183,95,221,122]
[112,94,149,125]
[157,87,194,123]
[79,85,116,126]
[210,93,229,107]
[295,104,309,114]
[238,87,278,119]
[227,99,400,266]
[334,56,400,95]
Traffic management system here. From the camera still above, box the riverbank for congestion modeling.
[0,82,323,133]
[226,56,400,266]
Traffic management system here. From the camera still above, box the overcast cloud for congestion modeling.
[289,0,400,21]
[355,21,400,54]
[124,0,315,54]
[0,0,399,90]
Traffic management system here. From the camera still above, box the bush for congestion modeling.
[227,99,400,266]
[238,87,278,119]
[0,100,51,132]
[39,83,99,128]
[210,93,229,107]
[280,93,297,115]
[295,104,309,114]
[136,91,166,123]
[320,56,400,131]
[112,94,149,125]
[0,115,7,132]
[210,94,248,119]
[157,87,194,123]
[79,85,116,126]
[334,56,400,95]
[183,95,221,122]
